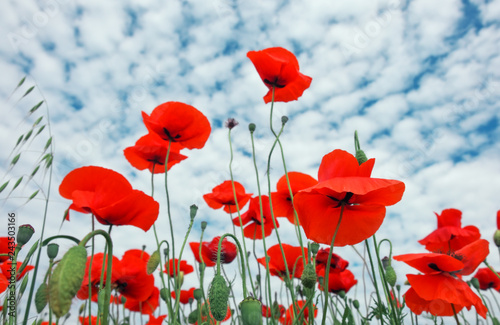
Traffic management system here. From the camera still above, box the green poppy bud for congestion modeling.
[301,263,317,289]
[310,242,320,255]
[190,204,198,220]
[352,299,360,310]
[147,250,161,275]
[337,290,346,298]
[188,309,199,323]
[494,230,500,247]
[193,288,203,301]
[201,221,207,230]
[249,123,256,133]
[281,116,289,124]
[355,150,368,165]
[239,296,262,325]
[160,288,169,303]
[385,265,397,287]
[17,224,35,247]
[208,275,229,321]
[47,243,59,260]
[470,277,480,290]
[381,256,390,269]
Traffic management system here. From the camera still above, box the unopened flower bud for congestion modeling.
[381,256,390,269]
[193,288,203,301]
[353,299,360,310]
[160,288,169,302]
[208,275,229,321]
[188,309,199,323]
[494,230,500,247]
[163,247,169,257]
[201,221,207,230]
[225,118,239,129]
[249,123,256,133]
[281,116,288,124]
[17,224,35,247]
[310,242,320,255]
[190,204,198,220]
[239,296,262,325]
[337,290,346,298]
[385,265,397,287]
[47,243,59,260]
[355,149,368,165]
[470,277,480,290]
[147,250,161,275]
[301,264,317,289]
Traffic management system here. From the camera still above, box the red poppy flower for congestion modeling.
[315,248,349,274]
[171,287,195,304]
[280,301,317,325]
[257,244,308,280]
[190,236,238,267]
[0,274,8,294]
[142,101,211,150]
[317,268,357,294]
[203,180,252,213]
[294,149,405,246]
[124,132,187,173]
[271,172,317,225]
[0,261,34,280]
[394,239,489,318]
[40,322,56,325]
[233,195,279,239]
[497,210,500,229]
[0,238,14,263]
[195,302,232,325]
[79,316,100,325]
[262,304,286,318]
[473,267,500,291]
[124,286,159,315]
[59,166,159,231]
[146,315,167,325]
[418,208,481,253]
[247,47,312,104]
[164,258,194,277]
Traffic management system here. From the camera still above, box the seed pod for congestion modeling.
[352,299,360,310]
[47,243,59,260]
[208,275,229,321]
[301,263,317,289]
[239,296,262,325]
[49,245,88,318]
[17,224,35,247]
[355,149,367,165]
[193,288,203,301]
[35,282,48,313]
[249,123,256,132]
[188,309,199,324]
[147,250,161,275]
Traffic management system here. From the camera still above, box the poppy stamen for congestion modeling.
[163,128,181,142]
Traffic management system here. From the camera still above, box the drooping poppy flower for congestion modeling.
[124,286,160,315]
[203,180,252,213]
[271,172,317,225]
[142,101,211,150]
[124,132,187,173]
[0,261,34,280]
[317,268,357,294]
[163,259,194,277]
[79,316,100,325]
[257,244,308,280]
[315,248,349,274]
[418,208,481,253]
[171,287,195,304]
[59,166,160,231]
[233,195,279,239]
[294,149,405,246]
[394,239,489,318]
[247,47,312,104]
[190,236,238,267]
[279,301,317,325]
[0,238,14,263]
[146,315,167,325]
[473,267,500,291]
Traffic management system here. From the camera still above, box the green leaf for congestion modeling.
[35,282,48,313]
[22,86,35,98]
[12,177,23,190]
[11,153,21,166]
[0,181,9,193]
[29,101,44,114]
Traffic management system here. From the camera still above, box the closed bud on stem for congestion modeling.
[470,277,480,290]
[249,123,256,133]
[381,256,390,269]
[301,263,317,289]
[147,250,161,275]
[175,272,185,289]
[193,288,203,301]
[385,265,397,287]
[47,243,59,260]
[355,150,368,165]
[494,230,500,247]
[208,275,230,321]
[190,204,198,220]
[201,221,207,231]
[160,288,169,303]
[281,116,288,124]
[310,242,320,255]
[353,299,360,310]
[17,224,35,247]
[337,290,346,299]
[239,296,263,325]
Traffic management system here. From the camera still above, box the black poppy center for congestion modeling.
[163,128,182,142]
[264,77,286,88]
[328,192,354,208]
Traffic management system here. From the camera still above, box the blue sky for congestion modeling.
[1,0,500,322]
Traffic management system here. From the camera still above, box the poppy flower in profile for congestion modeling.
[190,236,238,267]
[124,286,159,315]
[315,248,349,274]
[257,244,308,280]
[473,267,500,291]
[171,287,195,304]
[247,47,312,104]
[79,316,100,325]
[203,180,252,213]
[1,261,34,281]
[271,172,317,225]
[317,268,357,294]
[142,101,211,150]
[294,149,405,246]
[280,301,317,325]
[124,132,187,173]
[233,195,279,239]
[164,259,194,277]
[418,208,481,253]
[394,239,489,318]
[146,315,167,325]
[59,166,159,231]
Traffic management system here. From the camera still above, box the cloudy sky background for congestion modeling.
[1,0,500,322]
